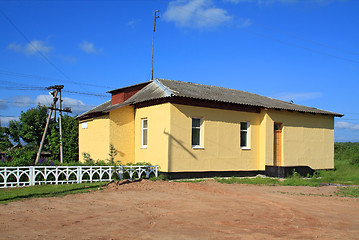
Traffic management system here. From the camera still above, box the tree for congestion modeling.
[6,105,79,165]
[0,125,13,151]
[9,105,50,148]
[47,115,79,162]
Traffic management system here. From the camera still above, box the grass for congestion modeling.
[335,186,359,198]
[0,182,108,204]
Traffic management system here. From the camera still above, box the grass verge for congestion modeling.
[0,182,108,204]
[335,186,359,198]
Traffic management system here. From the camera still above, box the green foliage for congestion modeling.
[108,144,118,165]
[335,186,359,198]
[9,105,50,147]
[334,142,359,165]
[149,174,168,181]
[0,125,13,151]
[0,182,107,204]
[215,176,280,185]
[47,115,79,162]
[82,152,95,165]
[3,147,35,166]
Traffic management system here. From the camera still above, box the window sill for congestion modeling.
[140,146,147,149]
[240,147,251,150]
[192,146,205,150]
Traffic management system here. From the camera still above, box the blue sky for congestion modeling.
[0,0,358,142]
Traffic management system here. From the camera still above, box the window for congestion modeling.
[81,122,88,129]
[192,118,202,148]
[141,118,148,148]
[240,122,250,149]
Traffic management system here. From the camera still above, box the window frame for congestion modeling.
[141,118,148,149]
[81,122,88,129]
[191,117,204,149]
[240,121,250,150]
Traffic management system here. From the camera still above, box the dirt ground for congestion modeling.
[0,180,358,240]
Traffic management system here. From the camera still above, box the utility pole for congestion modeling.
[34,85,71,165]
[59,88,63,163]
[151,10,159,80]
[35,89,59,165]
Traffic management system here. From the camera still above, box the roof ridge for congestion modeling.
[154,79,174,96]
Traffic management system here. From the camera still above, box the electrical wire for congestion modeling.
[0,10,115,89]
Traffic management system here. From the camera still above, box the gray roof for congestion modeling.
[75,100,111,119]
[78,79,343,119]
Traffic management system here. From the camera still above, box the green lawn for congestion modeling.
[0,182,108,204]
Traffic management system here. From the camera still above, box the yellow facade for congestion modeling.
[168,104,262,172]
[134,103,171,172]
[78,114,110,162]
[79,102,334,171]
[109,106,135,164]
[266,109,334,169]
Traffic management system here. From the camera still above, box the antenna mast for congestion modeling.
[151,10,159,80]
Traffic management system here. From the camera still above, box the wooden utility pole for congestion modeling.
[35,89,59,165]
[59,89,63,163]
[151,10,159,80]
[34,85,71,165]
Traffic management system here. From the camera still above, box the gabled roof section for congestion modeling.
[156,79,343,117]
[104,80,172,112]
[75,100,111,120]
[77,78,343,118]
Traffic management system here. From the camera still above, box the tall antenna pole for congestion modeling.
[59,89,63,163]
[151,10,159,80]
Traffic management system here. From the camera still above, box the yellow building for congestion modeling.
[76,79,342,178]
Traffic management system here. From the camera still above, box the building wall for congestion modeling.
[78,114,110,162]
[167,104,263,172]
[134,103,171,172]
[109,106,135,164]
[266,109,334,169]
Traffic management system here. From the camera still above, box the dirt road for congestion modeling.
[0,180,358,239]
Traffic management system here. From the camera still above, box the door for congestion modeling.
[273,123,282,166]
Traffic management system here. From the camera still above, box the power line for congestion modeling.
[0,10,115,89]
[0,79,109,98]
[0,69,114,89]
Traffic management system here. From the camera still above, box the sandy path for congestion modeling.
[0,180,358,240]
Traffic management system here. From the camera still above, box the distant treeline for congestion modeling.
[335,142,359,165]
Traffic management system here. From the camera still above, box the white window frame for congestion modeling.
[240,122,250,149]
[141,118,148,149]
[192,117,204,149]
[81,122,88,129]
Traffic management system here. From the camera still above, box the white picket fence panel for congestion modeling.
[0,165,158,188]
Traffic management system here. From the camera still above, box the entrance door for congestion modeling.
[273,123,282,166]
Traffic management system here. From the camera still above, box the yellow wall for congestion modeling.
[266,109,334,169]
[79,102,335,171]
[109,106,135,164]
[168,104,262,172]
[78,114,110,162]
[134,103,171,172]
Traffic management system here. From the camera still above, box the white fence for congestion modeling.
[0,165,158,188]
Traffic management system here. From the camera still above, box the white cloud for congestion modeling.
[0,99,7,110]
[0,117,19,127]
[7,42,22,53]
[61,97,93,115]
[8,40,52,55]
[275,92,322,102]
[335,121,359,131]
[223,0,338,5]
[34,95,92,115]
[79,41,103,54]
[12,96,32,108]
[127,19,141,27]
[164,0,233,29]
